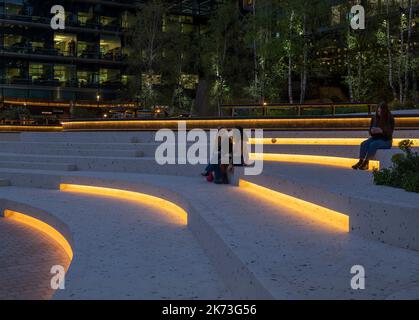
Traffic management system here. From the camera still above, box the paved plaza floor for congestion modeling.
[0,168,418,299]
[0,218,70,300]
[0,186,229,300]
[0,129,418,299]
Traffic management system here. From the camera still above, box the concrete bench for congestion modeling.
[228,166,245,186]
[375,149,404,169]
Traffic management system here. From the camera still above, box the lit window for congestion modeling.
[54,33,76,56]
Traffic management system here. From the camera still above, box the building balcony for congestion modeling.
[0,46,127,65]
[0,13,128,35]
[72,0,139,9]
[1,78,124,91]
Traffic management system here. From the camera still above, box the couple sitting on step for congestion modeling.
[352,101,395,170]
[201,127,247,184]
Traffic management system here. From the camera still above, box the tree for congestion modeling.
[160,15,194,115]
[202,1,241,114]
[403,0,414,103]
[341,1,385,103]
[385,0,397,100]
[380,0,416,105]
[252,0,328,103]
[242,0,290,104]
[398,0,407,103]
[126,0,169,109]
[242,0,273,103]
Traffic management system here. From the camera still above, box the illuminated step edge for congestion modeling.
[61,117,419,131]
[239,180,350,233]
[0,126,61,132]
[57,182,271,298]
[249,138,419,147]
[3,209,73,260]
[250,153,380,171]
[59,184,188,226]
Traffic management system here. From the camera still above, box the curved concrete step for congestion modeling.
[14,148,144,158]
[0,187,229,299]
[20,131,158,143]
[0,161,77,171]
[0,141,148,151]
[0,142,209,158]
[0,153,201,175]
[1,171,419,299]
[244,162,419,251]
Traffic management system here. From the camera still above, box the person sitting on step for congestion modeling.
[352,101,395,171]
[202,128,233,184]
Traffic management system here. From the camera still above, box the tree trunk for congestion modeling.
[252,0,259,102]
[346,26,354,103]
[398,0,405,103]
[412,70,417,103]
[386,0,397,100]
[404,0,413,102]
[357,52,362,102]
[194,79,211,116]
[288,10,294,104]
[347,63,354,102]
[300,13,308,104]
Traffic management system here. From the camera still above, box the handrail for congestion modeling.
[221,103,378,117]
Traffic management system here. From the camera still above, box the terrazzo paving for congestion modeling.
[1,169,418,299]
[0,187,229,300]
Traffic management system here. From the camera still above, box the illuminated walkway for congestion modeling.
[1,170,418,299]
[0,218,70,300]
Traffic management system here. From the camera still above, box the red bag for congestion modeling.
[206,172,214,182]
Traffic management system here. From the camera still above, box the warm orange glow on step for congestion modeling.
[250,138,366,145]
[249,137,419,147]
[61,117,419,131]
[0,126,62,132]
[60,184,187,225]
[239,180,349,233]
[250,153,380,171]
[3,209,73,260]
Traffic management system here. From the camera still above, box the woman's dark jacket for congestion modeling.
[369,114,395,141]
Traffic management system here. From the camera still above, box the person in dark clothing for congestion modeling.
[233,126,246,167]
[352,101,395,170]
[201,128,233,184]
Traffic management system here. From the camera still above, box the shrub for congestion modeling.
[373,139,419,193]
[403,171,419,193]
[373,168,393,186]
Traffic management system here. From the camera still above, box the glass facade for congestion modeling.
[0,0,136,113]
[0,0,214,117]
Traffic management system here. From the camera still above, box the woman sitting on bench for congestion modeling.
[352,101,395,170]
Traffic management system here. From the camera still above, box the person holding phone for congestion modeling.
[352,101,395,170]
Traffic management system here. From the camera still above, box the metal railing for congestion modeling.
[221,103,379,117]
